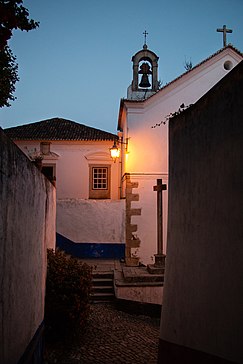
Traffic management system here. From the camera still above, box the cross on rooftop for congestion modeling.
[143,30,148,45]
[217,25,233,47]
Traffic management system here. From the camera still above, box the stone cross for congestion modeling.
[143,30,148,45]
[153,179,167,267]
[217,25,233,47]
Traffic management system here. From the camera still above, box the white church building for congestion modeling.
[117,42,242,265]
[4,42,242,265]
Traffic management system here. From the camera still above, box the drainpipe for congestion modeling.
[118,131,126,199]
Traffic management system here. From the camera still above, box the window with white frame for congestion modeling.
[89,165,111,199]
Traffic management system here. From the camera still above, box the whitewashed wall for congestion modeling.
[57,199,125,243]
[0,129,56,364]
[125,49,242,174]
[121,48,242,264]
[16,140,120,200]
[159,60,243,363]
[15,139,125,257]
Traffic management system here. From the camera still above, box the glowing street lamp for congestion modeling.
[110,140,120,162]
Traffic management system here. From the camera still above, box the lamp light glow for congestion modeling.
[110,140,120,161]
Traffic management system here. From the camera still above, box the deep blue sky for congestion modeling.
[1,0,243,133]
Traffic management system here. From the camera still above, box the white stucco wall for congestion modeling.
[45,182,56,250]
[0,129,56,364]
[14,139,125,248]
[121,48,242,264]
[125,49,242,174]
[16,140,120,200]
[160,62,243,363]
[57,199,125,243]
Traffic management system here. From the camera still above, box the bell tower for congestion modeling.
[127,31,159,100]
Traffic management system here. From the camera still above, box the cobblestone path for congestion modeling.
[45,303,160,364]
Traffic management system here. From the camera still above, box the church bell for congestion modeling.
[139,74,151,88]
[138,62,152,88]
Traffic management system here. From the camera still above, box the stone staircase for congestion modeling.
[91,271,115,303]
[114,265,164,306]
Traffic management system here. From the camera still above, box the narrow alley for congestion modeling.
[45,302,160,364]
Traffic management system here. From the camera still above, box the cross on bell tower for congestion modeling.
[127,32,159,100]
[143,30,148,47]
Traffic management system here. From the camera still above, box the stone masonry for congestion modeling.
[125,174,141,263]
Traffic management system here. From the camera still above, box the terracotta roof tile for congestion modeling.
[4,117,117,141]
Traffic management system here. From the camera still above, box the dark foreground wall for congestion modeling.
[0,129,56,364]
[159,61,243,364]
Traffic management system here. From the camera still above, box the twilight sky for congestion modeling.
[0,0,243,134]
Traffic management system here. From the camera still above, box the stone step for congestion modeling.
[90,291,115,303]
[92,278,114,286]
[91,271,115,302]
[91,285,114,293]
[92,271,114,280]
[91,292,115,299]
[122,266,164,283]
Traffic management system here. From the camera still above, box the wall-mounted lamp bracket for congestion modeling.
[109,137,128,162]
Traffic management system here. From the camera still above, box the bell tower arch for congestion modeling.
[127,34,159,100]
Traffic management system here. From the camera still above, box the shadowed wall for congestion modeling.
[0,129,56,364]
[159,61,243,364]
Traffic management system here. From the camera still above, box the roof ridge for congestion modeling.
[4,117,118,141]
[124,45,243,103]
